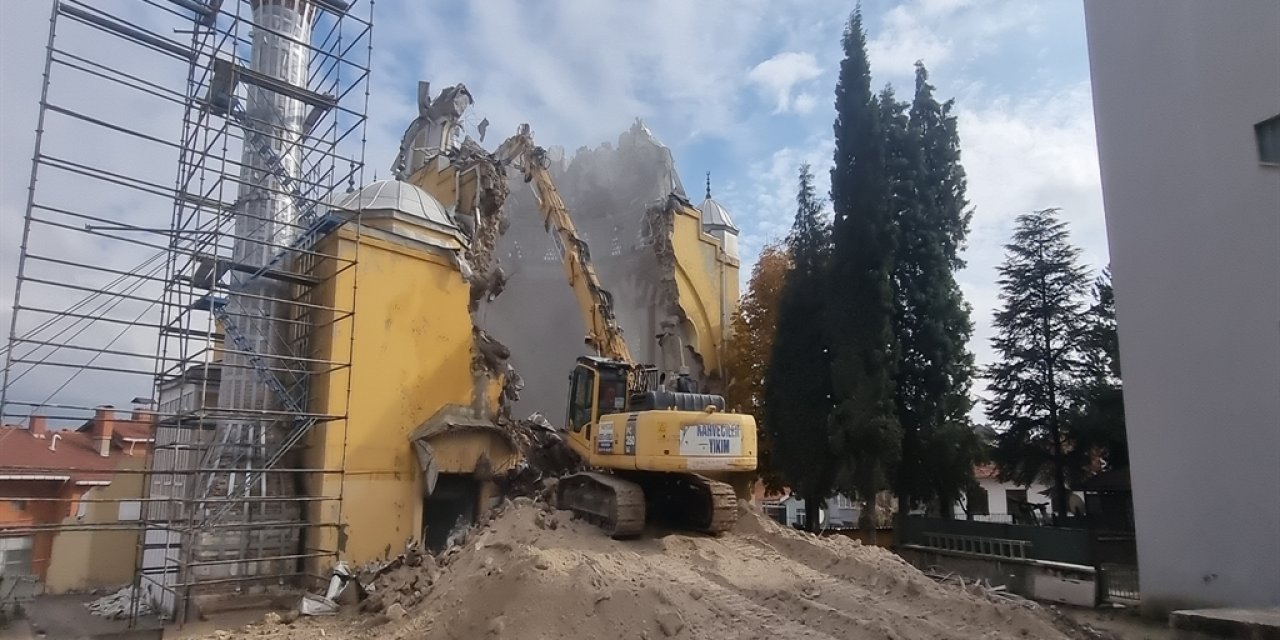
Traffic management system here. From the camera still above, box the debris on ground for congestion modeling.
[299,562,354,616]
[200,499,1099,640]
[84,586,154,620]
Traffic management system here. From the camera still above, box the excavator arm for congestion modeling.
[495,125,634,365]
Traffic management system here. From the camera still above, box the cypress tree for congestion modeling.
[828,9,901,534]
[765,164,833,531]
[891,62,979,523]
[987,208,1091,518]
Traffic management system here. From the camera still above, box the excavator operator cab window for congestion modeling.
[568,366,596,433]
[597,367,627,416]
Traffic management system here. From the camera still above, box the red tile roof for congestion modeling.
[974,463,1000,480]
[0,426,130,484]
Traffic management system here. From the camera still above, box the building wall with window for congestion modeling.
[955,477,1058,523]
[1083,0,1280,611]
[45,457,146,594]
[1,409,154,589]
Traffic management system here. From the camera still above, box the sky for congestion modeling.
[0,0,1110,420]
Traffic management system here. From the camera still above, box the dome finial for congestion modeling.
[705,171,712,200]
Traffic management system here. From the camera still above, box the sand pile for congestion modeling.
[208,497,1093,640]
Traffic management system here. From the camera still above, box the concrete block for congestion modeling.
[1032,573,1095,607]
[1170,608,1280,640]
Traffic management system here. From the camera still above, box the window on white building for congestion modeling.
[1005,489,1028,515]
[1257,113,1280,165]
[966,487,990,516]
[0,536,34,576]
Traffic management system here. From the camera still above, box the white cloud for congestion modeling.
[792,93,819,114]
[868,5,953,77]
[867,0,1039,79]
[747,52,824,114]
[955,81,1109,378]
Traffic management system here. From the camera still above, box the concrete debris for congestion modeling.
[490,415,581,498]
[84,586,153,620]
[656,610,685,637]
[472,328,512,374]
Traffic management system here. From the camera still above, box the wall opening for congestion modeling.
[422,475,479,554]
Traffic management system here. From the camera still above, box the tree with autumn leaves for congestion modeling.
[724,242,789,490]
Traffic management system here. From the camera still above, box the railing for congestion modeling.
[903,516,1093,566]
[922,532,1030,560]
[1100,563,1140,601]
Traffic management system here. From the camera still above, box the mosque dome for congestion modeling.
[331,179,456,230]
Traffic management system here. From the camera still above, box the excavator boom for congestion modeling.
[495,126,633,365]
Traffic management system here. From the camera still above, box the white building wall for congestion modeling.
[953,477,1055,521]
[1083,0,1280,610]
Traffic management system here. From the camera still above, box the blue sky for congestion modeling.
[0,0,1109,412]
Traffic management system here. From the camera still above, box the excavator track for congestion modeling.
[697,475,740,534]
[556,471,646,538]
[640,473,739,535]
[681,474,739,535]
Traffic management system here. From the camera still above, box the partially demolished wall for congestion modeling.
[479,121,708,419]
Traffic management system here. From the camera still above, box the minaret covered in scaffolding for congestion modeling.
[2,0,370,622]
[197,0,318,581]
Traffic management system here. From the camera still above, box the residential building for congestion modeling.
[954,464,1078,525]
[0,405,155,592]
[1083,0,1280,611]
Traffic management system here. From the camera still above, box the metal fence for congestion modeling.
[902,516,1093,566]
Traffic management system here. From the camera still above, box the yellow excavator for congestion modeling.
[494,126,757,536]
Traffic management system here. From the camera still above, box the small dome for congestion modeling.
[331,180,456,230]
[698,172,738,234]
[698,197,738,234]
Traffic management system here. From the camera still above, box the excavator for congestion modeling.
[492,126,758,536]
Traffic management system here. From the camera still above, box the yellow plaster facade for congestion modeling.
[303,217,499,572]
[669,204,741,384]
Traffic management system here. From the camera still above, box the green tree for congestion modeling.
[987,208,1091,518]
[725,242,790,490]
[765,164,833,531]
[1069,266,1129,471]
[891,62,980,524]
[828,9,901,534]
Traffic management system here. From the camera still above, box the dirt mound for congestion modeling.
[208,499,1086,640]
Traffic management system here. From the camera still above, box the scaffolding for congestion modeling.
[0,0,371,625]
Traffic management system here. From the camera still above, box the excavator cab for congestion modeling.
[565,356,629,435]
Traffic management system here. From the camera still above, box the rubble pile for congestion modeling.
[491,414,582,496]
[206,500,1096,640]
[84,586,154,620]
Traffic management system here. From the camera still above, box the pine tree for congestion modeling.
[987,208,1091,518]
[828,9,901,534]
[725,242,790,491]
[891,62,979,523]
[765,164,833,531]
